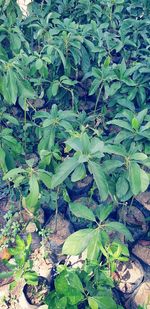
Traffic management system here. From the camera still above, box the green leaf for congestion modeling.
[114,131,133,144]
[15,235,25,250]
[107,120,133,132]
[140,169,149,192]
[26,234,32,247]
[3,167,25,180]
[51,81,59,96]
[38,169,52,189]
[104,144,126,157]
[94,294,117,309]
[88,161,108,201]
[116,176,129,199]
[3,113,19,125]
[81,133,90,154]
[51,156,79,188]
[137,109,147,125]
[89,79,101,96]
[131,117,140,131]
[104,56,111,68]
[87,230,100,261]
[17,79,35,100]
[22,174,39,211]
[0,271,14,279]
[130,153,148,161]
[7,69,18,104]
[109,82,121,96]
[62,229,95,255]
[55,270,83,305]
[35,58,43,70]
[69,202,95,221]
[88,297,98,309]
[98,204,113,222]
[0,146,7,173]
[102,160,124,174]
[129,162,141,195]
[71,164,86,182]
[106,222,133,241]
[66,137,82,152]
[24,271,38,282]
[54,47,66,69]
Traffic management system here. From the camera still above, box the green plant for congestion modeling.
[3,159,52,213]
[51,131,109,201]
[45,203,129,308]
[62,203,132,258]
[0,234,38,289]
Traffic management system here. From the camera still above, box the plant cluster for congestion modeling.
[0,0,150,308]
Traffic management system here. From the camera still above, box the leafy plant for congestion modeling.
[3,159,52,212]
[0,234,38,289]
[63,203,131,261]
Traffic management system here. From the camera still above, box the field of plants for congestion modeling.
[0,0,150,308]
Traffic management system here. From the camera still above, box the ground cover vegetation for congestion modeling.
[0,0,150,308]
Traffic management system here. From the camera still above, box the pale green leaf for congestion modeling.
[69,202,95,221]
[129,162,141,195]
[88,161,108,201]
[62,229,95,255]
[51,156,79,188]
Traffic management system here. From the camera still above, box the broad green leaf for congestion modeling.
[81,133,90,154]
[3,167,25,180]
[106,222,133,241]
[3,113,19,125]
[88,297,98,309]
[35,58,43,70]
[94,294,117,309]
[104,56,111,68]
[104,144,126,157]
[51,81,59,96]
[0,271,14,279]
[130,153,148,161]
[71,164,86,182]
[51,156,79,188]
[66,137,82,152]
[90,138,104,155]
[88,161,108,201]
[129,162,141,195]
[89,79,101,96]
[87,230,100,261]
[26,234,32,247]
[131,117,140,131]
[109,82,121,96]
[0,146,7,173]
[98,204,113,222]
[55,270,83,305]
[54,46,66,69]
[38,170,52,189]
[15,235,25,250]
[114,131,133,144]
[17,79,35,100]
[102,160,124,174]
[137,109,147,124]
[69,202,95,221]
[22,174,39,211]
[116,176,129,199]
[62,229,95,255]
[140,169,149,192]
[7,70,18,104]
[107,120,133,132]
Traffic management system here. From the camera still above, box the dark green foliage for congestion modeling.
[0,1,150,308]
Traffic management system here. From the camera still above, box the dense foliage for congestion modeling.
[0,0,150,308]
